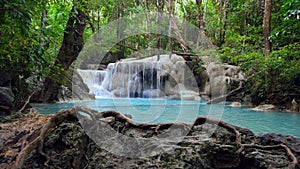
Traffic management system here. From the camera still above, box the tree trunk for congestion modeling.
[218,0,229,47]
[196,0,204,30]
[156,0,164,61]
[165,0,175,58]
[222,0,229,45]
[203,0,209,23]
[116,0,126,60]
[263,0,272,57]
[196,0,206,48]
[38,5,86,103]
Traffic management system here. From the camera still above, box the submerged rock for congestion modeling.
[0,107,299,169]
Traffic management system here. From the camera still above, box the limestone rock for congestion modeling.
[228,102,242,107]
[203,62,245,101]
[251,104,278,112]
[78,54,199,100]
[58,70,95,102]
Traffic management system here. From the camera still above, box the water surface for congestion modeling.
[32,98,300,138]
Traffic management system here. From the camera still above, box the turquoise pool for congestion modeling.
[32,98,300,138]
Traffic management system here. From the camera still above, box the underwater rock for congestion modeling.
[0,107,299,169]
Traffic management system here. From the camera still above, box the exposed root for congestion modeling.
[280,144,297,169]
[192,117,242,145]
[237,143,298,169]
[75,106,189,134]
[192,116,298,168]
[14,108,77,169]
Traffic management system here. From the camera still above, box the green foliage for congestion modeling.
[230,43,300,105]
[271,0,300,49]
[213,0,299,106]
[0,0,73,104]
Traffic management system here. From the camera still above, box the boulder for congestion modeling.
[58,71,95,102]
[204,62,245,101]
[0,87,15,116]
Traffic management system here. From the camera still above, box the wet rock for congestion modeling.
[228,102,242,107]
[58,70,95,102]
[203,62,245,102]
[84,54,199,100]
[251,104,278,112]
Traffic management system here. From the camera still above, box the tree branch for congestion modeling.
[17,92,35,113]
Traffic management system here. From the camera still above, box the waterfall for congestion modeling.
[77,69,111,98]
[77,54,200,100]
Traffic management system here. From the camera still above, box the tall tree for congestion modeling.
[217,0,229,47]
[196,0,204,29]
[156,0,164,60]
[166,0,175,58]
[38,4,87,102]
[263,0,272,57]
[195,0,205,48]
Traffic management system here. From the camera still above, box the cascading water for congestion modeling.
[77,69,111,98]
[78,54,201,100]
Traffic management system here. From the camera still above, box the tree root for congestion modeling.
[75,106,190,134]
[193,117,244,145]
[192,116,297,168]
[237,143,298,169]
[14,108,77,169]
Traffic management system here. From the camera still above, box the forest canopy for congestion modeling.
[0,0,299,108]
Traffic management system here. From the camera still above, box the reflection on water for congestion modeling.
[31,98,300,138]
